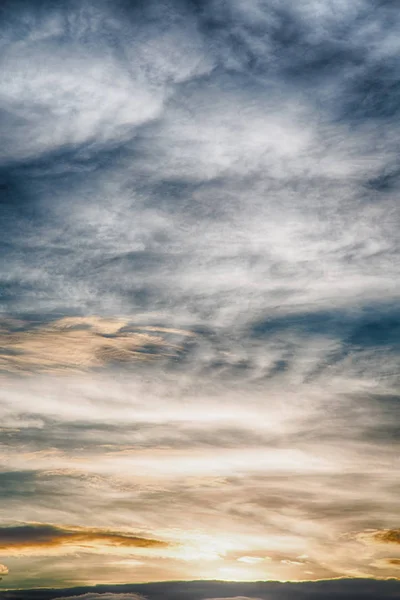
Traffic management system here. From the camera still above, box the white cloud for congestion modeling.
[0,0,213,164]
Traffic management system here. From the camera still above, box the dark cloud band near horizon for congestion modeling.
[1,579,400,600]
[0,0,399,593]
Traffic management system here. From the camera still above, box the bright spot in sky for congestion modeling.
[237,556,266,564]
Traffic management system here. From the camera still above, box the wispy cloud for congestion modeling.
[373,530,400,545]
[0,317,193,374]
[0,0,399,591]
[1,1,399,322]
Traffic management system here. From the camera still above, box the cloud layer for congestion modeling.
[2,580,400,600]
[0,0,399,591]
[1,0,399,324]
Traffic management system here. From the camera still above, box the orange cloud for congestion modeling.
[372,529,400,545]
[0,316,194,374]
[0,524,170,556]
[373,557,400,569]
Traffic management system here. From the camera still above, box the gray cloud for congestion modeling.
[56,596,144,600]
[2,580,400,600]
[0,0,399,326]
[204,598,261,600]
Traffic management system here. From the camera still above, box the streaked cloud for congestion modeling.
[358,529,400,546]
[0,524,169,557]
[0,0,399,592]
[0,317,193,374]
[372,529,400,545]
[0,370,398,585]
[1,1,399,322]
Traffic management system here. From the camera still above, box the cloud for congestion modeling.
[371,529,400,545]
[204,597,261,600]
[1,0,399,324]
[56,596,144,600]
[0,0,399,590]
[0,317,193,374]
[386,559,400,567]
[374,558,400,569]
[0,524,169,557]
[0,372,398,582]
[0,0,212,165]
[237,557,266,564]
[2,580,400,600]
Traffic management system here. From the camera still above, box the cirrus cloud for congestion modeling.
[0,0,399,591]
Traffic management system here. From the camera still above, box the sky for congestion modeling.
[0,0,399,596]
